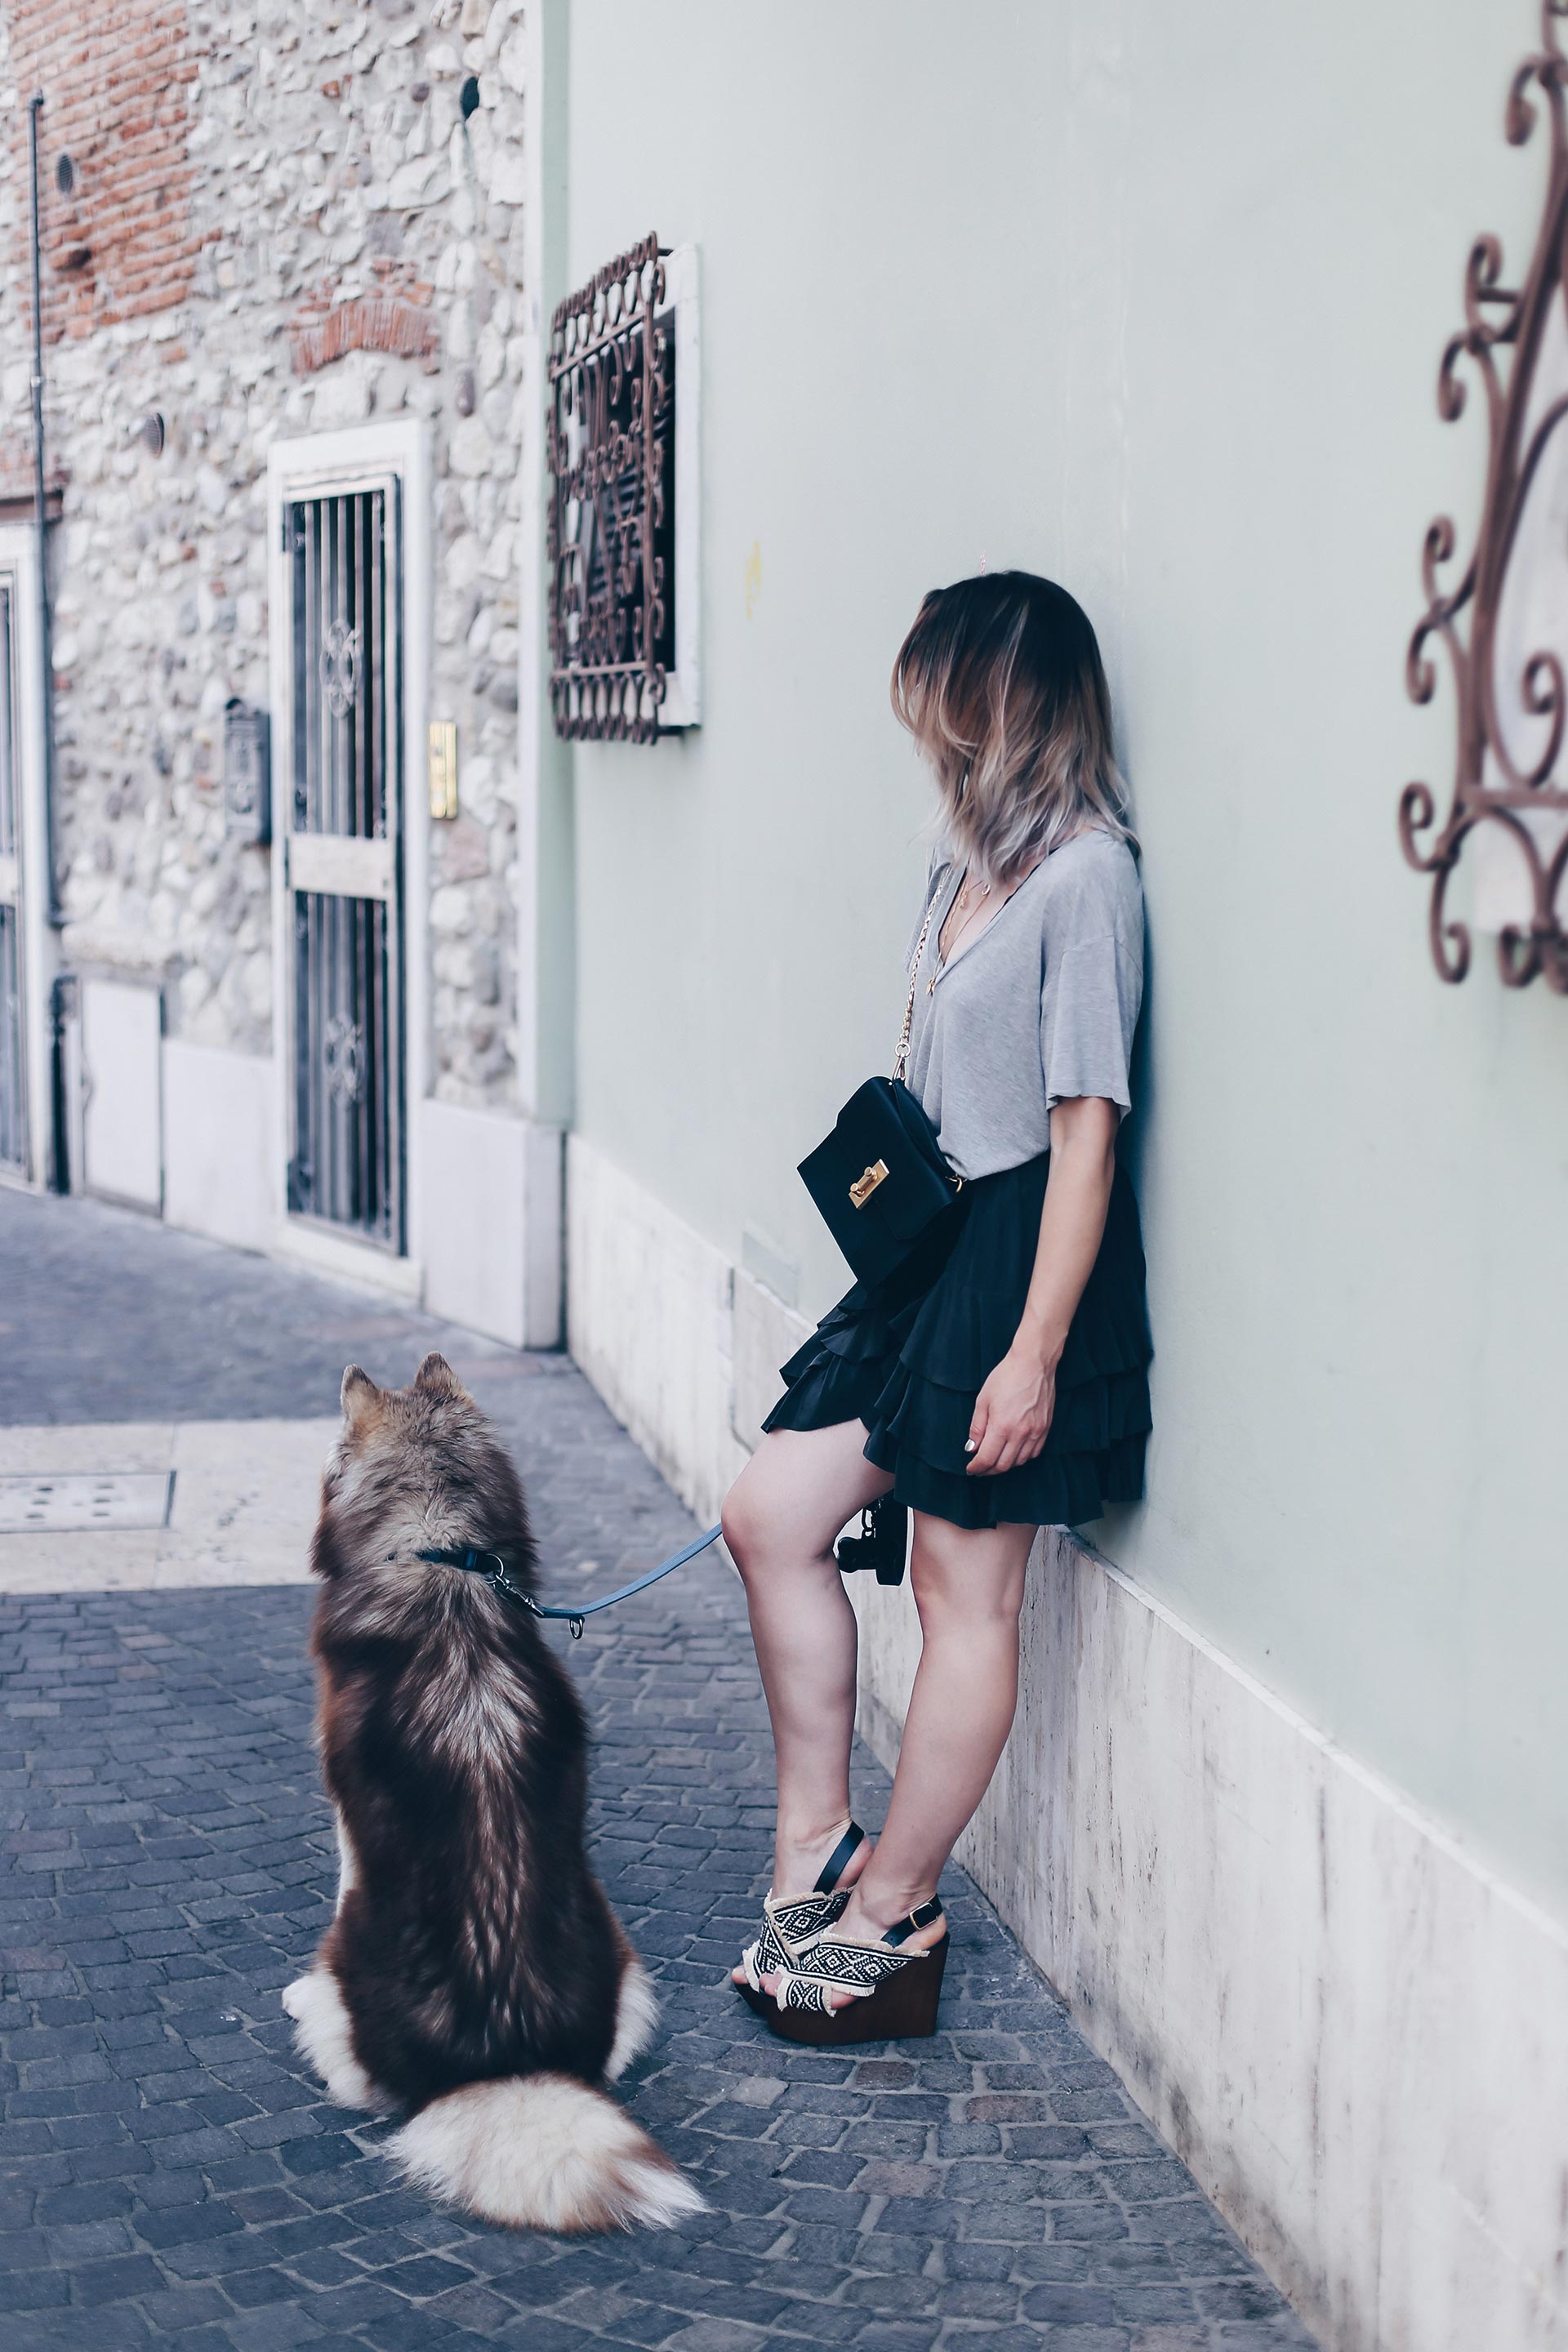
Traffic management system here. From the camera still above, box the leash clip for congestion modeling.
[477,1554,534,1608]
[490,1563,580,1635]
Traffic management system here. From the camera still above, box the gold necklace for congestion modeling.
[930,875,991,991]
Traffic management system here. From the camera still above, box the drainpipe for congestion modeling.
[27,92,61,929]
[47,973,76,1193]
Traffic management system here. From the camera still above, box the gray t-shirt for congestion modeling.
[902,831,1145,1182]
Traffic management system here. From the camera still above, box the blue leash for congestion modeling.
[416,1523,724,1640]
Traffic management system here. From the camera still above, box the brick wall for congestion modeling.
[7,1,203,338]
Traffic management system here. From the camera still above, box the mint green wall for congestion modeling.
[559,2,1568,1919]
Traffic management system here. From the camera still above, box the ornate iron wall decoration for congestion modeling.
[546,231,675,744]
[1402,2,1568,990]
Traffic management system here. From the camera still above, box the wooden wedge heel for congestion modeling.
[760,1896,948,2046]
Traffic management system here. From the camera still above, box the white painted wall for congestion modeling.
[150,1034,565,1339]
[730,1265,810,1453]
[81,978,162,1211]
[163,1040,274,1254]
[566,1134,744,1528]
[419,1098,563,1349]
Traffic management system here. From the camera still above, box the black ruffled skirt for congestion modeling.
[762,1152,1152,1530]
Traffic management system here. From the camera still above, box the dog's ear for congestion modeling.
[413,1352,464,1400]
[341,1365,385,1435]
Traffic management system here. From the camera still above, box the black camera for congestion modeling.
[835,1496,908,1587]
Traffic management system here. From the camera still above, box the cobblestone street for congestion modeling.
[0,1192,1316,2351]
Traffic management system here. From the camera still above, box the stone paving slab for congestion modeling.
[0,1186,1319,2348]
[0,1423,336,1595]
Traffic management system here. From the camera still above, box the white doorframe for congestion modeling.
[0,521,56,1192]
[266,421,431,1298]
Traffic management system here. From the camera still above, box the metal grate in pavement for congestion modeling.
[0,1468,175,1532]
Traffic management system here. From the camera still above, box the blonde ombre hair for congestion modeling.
[890,571,1133,885]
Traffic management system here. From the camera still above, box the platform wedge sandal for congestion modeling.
[763,1896,948,2047]
[733,1820,869,2023]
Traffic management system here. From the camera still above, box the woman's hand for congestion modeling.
[965,1344,1058,1476]
[964,1099,1119,1480]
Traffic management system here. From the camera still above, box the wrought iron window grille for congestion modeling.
[546,230,682,744]
[1402,0,1568,991]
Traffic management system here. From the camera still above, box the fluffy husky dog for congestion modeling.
[283,1352,704,2234]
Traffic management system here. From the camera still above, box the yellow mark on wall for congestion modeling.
[428,720,458,820]
[744,539,762,618]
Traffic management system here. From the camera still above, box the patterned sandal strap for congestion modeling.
[764,1889,840,1948]
[741,1824,871,1988]
[780,1971,835,2014]
[746,1908,798,1987]
[791,1897,947,2000]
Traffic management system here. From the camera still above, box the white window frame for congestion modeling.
[0,523,56,1192]
[265,420,431,1299]
[657,243,702,731]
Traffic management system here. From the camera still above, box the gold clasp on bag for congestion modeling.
[849,1160,889,1209]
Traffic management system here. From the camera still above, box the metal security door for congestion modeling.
[283,485,403,1250]
[0,581,26,1176]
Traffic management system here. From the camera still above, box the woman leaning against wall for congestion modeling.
[721,572,1152,2040]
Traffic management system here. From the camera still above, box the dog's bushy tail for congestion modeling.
[389,2074,706,2234]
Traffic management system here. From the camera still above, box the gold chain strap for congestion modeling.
[892,899,938,1083]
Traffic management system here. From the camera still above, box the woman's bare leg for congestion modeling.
[721,1422,891,1977]
[828,1511,1034,2002]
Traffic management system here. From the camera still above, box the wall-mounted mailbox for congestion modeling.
[224,699,271,846]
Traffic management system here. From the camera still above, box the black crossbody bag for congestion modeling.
[797,897,964,1290]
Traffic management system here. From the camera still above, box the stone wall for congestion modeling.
[0,0,529,1104]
